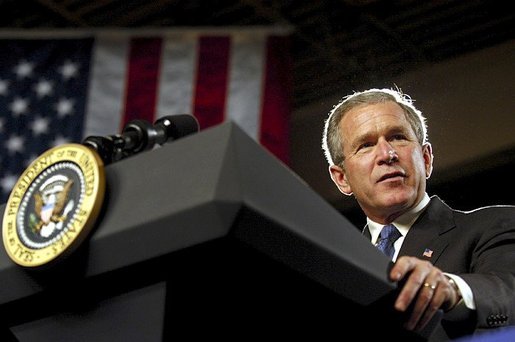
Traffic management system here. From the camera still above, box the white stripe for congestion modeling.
[83,35,129,138]
[226,33,266,140]
[156,33,198,119]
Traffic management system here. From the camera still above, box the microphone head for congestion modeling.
[154,114,199,144]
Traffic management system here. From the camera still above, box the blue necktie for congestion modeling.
[376,224,401,259]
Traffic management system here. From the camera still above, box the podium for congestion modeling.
[0,122,445,341]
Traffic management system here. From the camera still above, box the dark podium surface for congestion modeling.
[0,122,444,341]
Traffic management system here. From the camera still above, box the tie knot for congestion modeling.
[376,224,401,259]
[380,224,401,241]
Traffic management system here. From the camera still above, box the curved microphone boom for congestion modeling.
[82,114,199,164]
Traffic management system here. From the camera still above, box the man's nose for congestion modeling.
[377,139,397,164]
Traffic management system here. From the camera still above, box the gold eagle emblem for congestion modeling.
[32,177,74,236]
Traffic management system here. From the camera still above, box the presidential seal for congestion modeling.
[2,143,105,268]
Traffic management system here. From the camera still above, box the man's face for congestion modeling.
[329,101,433,223]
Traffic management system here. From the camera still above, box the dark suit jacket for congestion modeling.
[364,195,515,338]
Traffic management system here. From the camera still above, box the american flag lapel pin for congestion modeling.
[423,248,434,258]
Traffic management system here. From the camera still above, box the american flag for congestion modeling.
[0,29,291,204]
[423,248,434,258]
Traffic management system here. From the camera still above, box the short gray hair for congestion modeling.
[321,88,428,166]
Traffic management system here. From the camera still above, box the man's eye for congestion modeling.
[391,134,406,140]
[358,142,374,151]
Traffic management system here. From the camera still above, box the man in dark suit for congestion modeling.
[321,88,515,339]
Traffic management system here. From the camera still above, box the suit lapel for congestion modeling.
[362,225,371,240]
[398,196,456,264]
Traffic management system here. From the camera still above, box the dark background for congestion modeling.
[0,0,513,228]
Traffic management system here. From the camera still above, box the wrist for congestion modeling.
[446,276,462,311]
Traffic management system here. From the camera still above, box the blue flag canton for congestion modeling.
[0,38,94,203]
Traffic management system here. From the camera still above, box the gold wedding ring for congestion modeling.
[423,282,436,290]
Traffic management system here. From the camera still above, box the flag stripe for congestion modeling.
[226,33,266,140]
[122,37,162,126]
[260,35,292,164]
[0,29,292,203]
[156,34,198,119]
[83,35,129,138]
[193,36,231,130]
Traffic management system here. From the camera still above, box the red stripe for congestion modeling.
[260,35,292,165]
[193,36,231,130]
[122,37,162,128]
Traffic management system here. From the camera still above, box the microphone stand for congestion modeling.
[82,114,199,165]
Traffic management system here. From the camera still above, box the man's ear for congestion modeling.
[329,164,353,195]
[423,143,434,179]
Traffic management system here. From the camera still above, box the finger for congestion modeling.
[389,256,417,281]
[394,259,433,311]
[414,283,446,331]
[404,281,437,330]
[390,256,422,305]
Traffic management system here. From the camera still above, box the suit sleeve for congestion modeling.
[458,207,515,329]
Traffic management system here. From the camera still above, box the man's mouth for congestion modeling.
[377,171,406,182]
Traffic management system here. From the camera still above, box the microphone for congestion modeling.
[83,114,199,164]
[121,114,199,153]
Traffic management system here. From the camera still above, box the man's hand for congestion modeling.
[390,256,461,331]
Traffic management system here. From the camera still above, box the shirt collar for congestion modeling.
[367,193,431,244]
